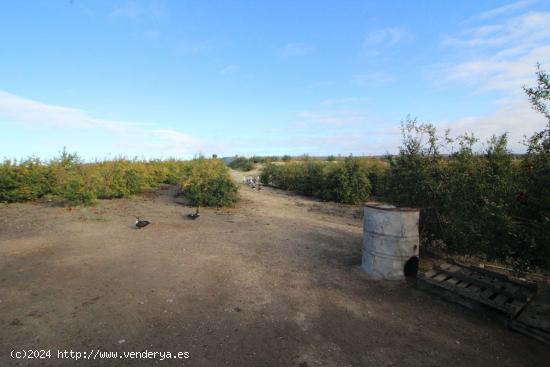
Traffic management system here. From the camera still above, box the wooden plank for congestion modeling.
[480,288,494,299]
[425,269,438,278]
[518,303,550,331]
[471,265,537,292]
[418,271,524,317]
[446,278,460,285]
[493,294,508,307]
[448,265,462,272]
[434,266,533,301]
[433,273,449,282]
[417,276,512,321]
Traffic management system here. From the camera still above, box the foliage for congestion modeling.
[385,109,548,271]
[516,64,550,270]
[357,157,388,197]
[0,151,235,207]
[323,158,371,203]
[228,156,255,171]
[260,158,371,204]
[180,158,239,207]
[0,158,55,202]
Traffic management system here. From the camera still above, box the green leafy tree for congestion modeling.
[516,65,550,270]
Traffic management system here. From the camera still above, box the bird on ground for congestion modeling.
[188,207,200,220]
[135,217,151,228]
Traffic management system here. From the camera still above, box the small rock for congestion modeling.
[118,339,126,344]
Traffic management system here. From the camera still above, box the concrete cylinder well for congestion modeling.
[362,204,420,280]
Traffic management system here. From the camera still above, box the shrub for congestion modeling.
[260,162,276,186]
[265,155,280,162]
[228,156,255,171]
[59,173,97,206]
[260,158,372,204]
[384,111,548,271]
[358,157,388,197]
[0,158,56,202]
[515,65,550,270]
[180,158,239,207]
[0,150,199,206]
[386,118,446,208]
[439,134,519,258]
[323,157,371,203]
[250,156,265,164]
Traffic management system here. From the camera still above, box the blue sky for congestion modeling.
[1,0,549,159]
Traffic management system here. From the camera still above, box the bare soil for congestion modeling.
[1,169,548,366]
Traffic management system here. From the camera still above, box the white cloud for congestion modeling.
[448,45,550,94]
[278,43,314,58]
[0,90,209,157]
[442,10,550,94]
[363,27,412,47]
[436,5,550,152]
[437,99,547,152]
[444,11,550,49]
[0,90,133,131]
[474,0,536,20]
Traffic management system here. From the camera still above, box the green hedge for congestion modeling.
[180,158,239,207]
[260,158,371,204]
[386,116,549,272]
[228,156,255,171]
[0,151,236,207]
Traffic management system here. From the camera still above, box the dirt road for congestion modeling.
[1,170,548,366]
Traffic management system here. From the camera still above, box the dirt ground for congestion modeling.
[1,169,549,366]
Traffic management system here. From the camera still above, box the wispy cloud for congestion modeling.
[363,27,412,47]
[443,11,550,49]
[447,45,550,93]
[278,42,314,58]
[0,90,209,157]
[442,10,550,95]
[437,98,547,152]
[473,0,536,20]
[435,2,550,151]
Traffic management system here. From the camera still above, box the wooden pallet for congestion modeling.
[510,284,550,345]
[417,262,536,319]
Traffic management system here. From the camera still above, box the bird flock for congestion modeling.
[243,175,262,190]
